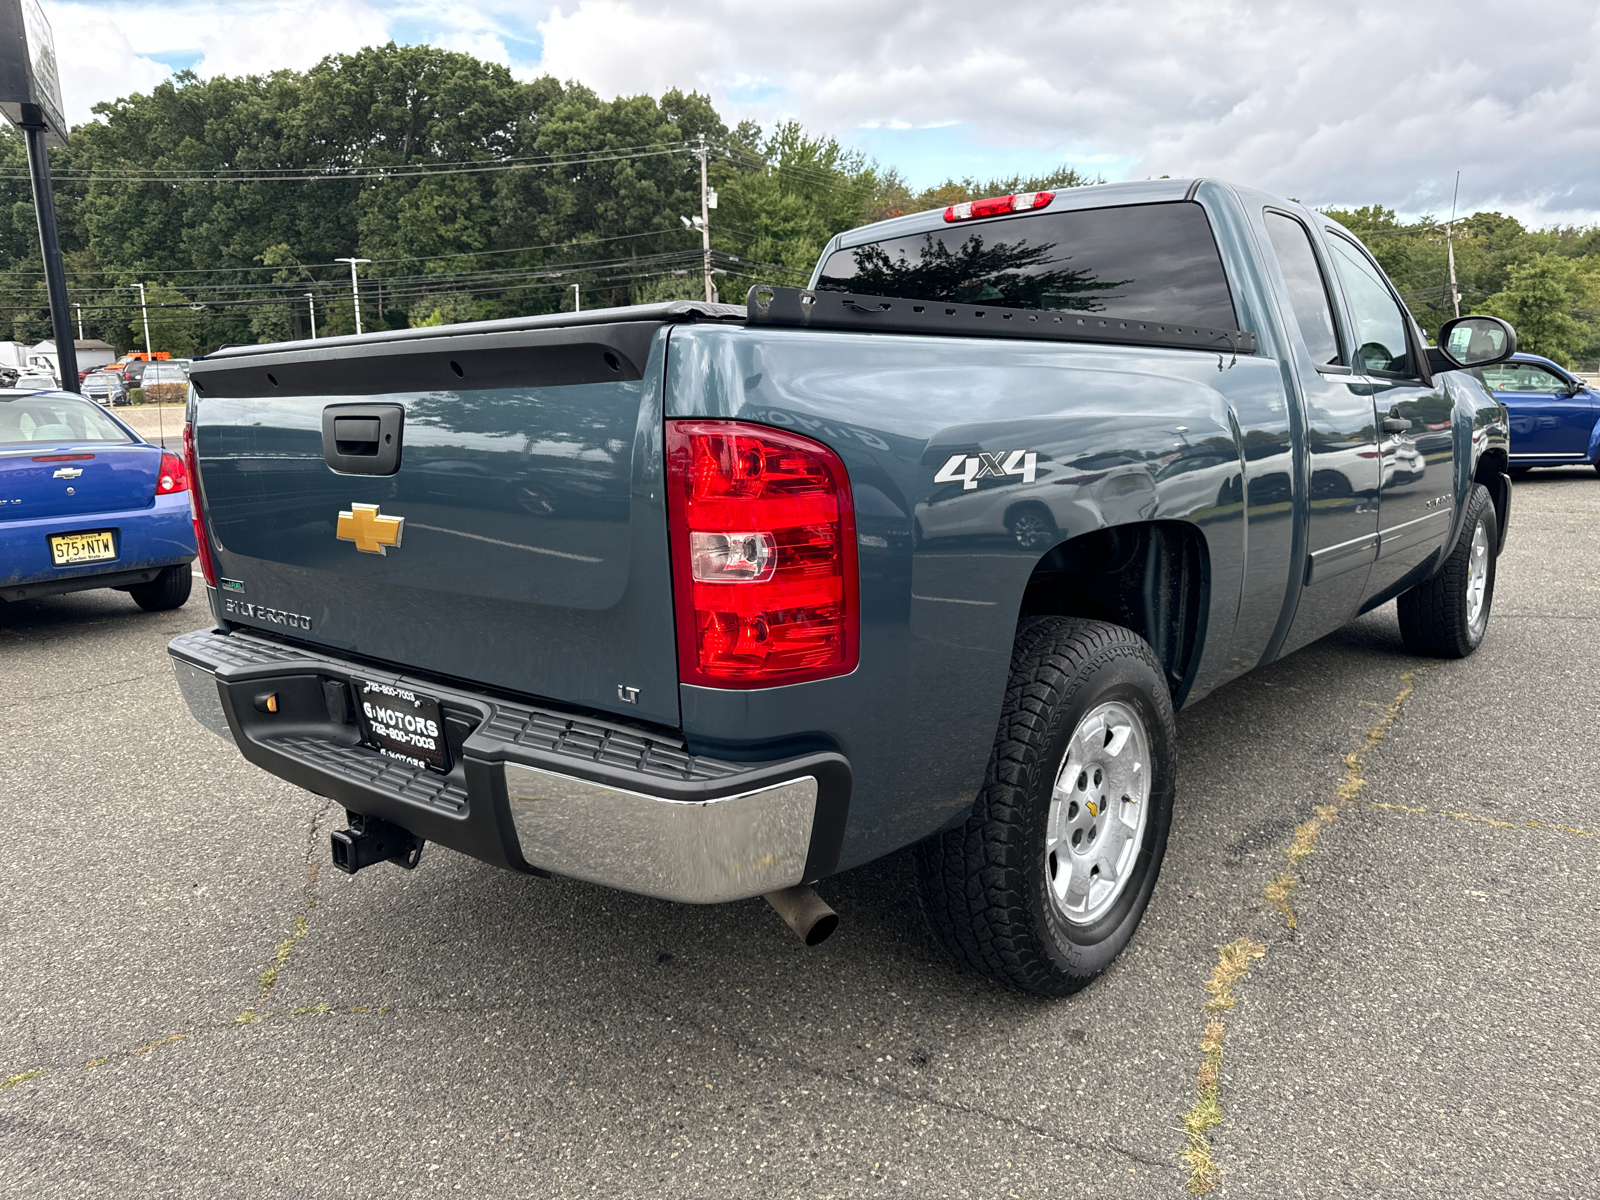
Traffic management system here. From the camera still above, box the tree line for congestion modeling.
[0,41,1592,364]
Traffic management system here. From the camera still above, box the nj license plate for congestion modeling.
[356,680,451,773]
[49,530,117,566]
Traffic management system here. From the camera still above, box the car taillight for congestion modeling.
[156,450,187,495]
[944,190,1054,222]
[665,420,858,688]
[183,420,217,587]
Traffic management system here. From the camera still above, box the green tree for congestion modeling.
[408,291,478,326]
[1476,254,1591,365]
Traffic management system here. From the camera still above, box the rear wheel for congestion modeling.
[914,617,1177,995]
[128,564,193,612]
[1395,483,1497,658]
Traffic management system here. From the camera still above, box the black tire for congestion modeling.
[128,564,193,612]
[1395,483,1498,658]
[914,617,1177,996]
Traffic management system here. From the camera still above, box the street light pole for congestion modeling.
[572,283,580,312]
[304,292,317,339]
[73,301,82,340]
[131,282,151,356]
[334,257,371,334]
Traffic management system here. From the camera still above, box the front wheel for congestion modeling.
[1395,483,1498,658]
[914,617,1177,995]
[128,564,193,612]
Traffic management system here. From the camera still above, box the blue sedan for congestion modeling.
[1474,353,1600,477]
[1,389,197,610]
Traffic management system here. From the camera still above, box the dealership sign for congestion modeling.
[0,0,65,145]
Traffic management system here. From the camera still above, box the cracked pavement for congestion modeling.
[3,467,1598,1197]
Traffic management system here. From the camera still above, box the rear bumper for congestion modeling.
[169,627,850,903]
[0,494,196,597]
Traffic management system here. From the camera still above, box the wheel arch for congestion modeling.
[1016,520,1210,706]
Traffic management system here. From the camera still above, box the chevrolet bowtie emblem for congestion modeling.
[336,502,404,555]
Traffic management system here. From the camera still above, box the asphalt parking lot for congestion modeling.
[2,470,1596,1198]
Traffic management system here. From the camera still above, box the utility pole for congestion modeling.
[131,282,151,356]
[572,283,580,312]
[1445,171,1462,319]
[334,257,370,334]
[304,292,317,339]
[73,301,81,340]
[697,133,713,303]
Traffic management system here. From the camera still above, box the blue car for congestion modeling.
[1,389,197,610]
[1474,353,1600,476]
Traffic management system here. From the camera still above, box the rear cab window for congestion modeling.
[1262,211,1345,370]
[814,201,1241,331]
[0,396,135,446]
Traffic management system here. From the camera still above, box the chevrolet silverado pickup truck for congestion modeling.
[169,178,1517,995]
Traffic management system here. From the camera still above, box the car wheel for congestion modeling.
[128,564,193,612]
[1005,503,1057,550]
[1395,483,1497,658]
[914,617,1177,995]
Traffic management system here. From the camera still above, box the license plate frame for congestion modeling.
[355,679,451,774]
[49,529,117,566]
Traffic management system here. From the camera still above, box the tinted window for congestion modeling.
[815,201,1240,329]
[1326,234,1414,376]
[1264,212,1342,367]
[0,396,133,446]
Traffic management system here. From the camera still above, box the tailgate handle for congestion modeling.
[322,404,403,475]
[333,416,381,454]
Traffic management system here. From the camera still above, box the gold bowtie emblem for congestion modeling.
[336,502,404,555]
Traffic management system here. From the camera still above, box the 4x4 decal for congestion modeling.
[933,450,1039,491]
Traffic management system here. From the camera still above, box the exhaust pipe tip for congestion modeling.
[763,884,838,946]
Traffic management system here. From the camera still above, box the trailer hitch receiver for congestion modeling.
[330,811,425,874]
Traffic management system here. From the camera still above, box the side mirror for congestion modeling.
[1430,314,1518,372]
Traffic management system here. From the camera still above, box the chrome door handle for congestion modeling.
[1381,416,1411,434]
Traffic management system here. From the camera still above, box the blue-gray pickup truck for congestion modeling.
[169,178,1518,995]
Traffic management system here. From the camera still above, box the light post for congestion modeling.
[73,301,82,340]
[572,283,580,312]
[131,282,151,356]
[304,292,317,339]
[334,257,370,334]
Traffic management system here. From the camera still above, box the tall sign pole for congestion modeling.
[0,0,77,389]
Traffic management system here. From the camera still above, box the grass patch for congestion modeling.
[1179,938,1267,1193]
[1,1069,43,1090]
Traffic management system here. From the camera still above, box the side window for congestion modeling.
[1326,234,1415,377]
[1484,362,1568,393]
[1263,211,1342,368]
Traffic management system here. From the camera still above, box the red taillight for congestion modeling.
[944,190,1054,222]
[156,450,188,495]
[665,420,858,688]
[183,421,217,587]
[31,453,94,463]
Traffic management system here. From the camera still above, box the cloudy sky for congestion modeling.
[46,0,1600,225]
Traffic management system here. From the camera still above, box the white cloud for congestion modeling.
[535,0,1600,223]
[48,9,173,122]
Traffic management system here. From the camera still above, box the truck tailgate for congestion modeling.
[188,317,682,727]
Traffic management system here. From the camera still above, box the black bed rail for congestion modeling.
[745,286,1258,356]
